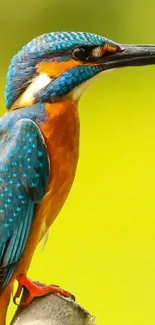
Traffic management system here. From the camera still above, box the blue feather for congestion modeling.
[36,65,102,102]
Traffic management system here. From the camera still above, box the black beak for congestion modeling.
[104,44,155,70]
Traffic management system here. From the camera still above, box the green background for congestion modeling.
[1,0,155,324]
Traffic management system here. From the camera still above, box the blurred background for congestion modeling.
[1,0,155,324]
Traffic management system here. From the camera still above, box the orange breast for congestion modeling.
[16,98,79,274]
[38,98,80,229]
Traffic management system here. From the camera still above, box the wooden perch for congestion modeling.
[11,288,96,325]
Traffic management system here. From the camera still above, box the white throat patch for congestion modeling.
[16,73,51,107]
[71,70,110,101]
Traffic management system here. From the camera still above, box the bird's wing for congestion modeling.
[0,118,49,292]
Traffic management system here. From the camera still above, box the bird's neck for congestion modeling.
[40,98,80,142]
[9,73,51,111]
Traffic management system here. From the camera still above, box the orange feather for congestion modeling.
[37,60,81,78]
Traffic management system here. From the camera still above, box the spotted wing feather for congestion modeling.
[0,118,49,292]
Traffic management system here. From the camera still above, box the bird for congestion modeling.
[0,31,155,325]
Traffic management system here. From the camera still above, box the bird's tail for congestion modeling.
[0,285,12,325]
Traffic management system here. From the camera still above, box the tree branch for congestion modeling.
[11,288,96,325]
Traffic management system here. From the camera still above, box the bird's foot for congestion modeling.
[13,274,75,307]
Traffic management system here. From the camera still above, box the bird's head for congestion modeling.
[5,31,155,110]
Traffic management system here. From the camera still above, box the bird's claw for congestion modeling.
[13,274,75,307]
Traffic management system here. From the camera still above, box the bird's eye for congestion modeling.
[72,47,91,62]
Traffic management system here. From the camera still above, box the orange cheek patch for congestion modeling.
[37,60,81,78]
[102,44,118,54]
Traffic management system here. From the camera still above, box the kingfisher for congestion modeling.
[0,31,155,324]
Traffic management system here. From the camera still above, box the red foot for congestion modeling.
[13,274,75,307]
